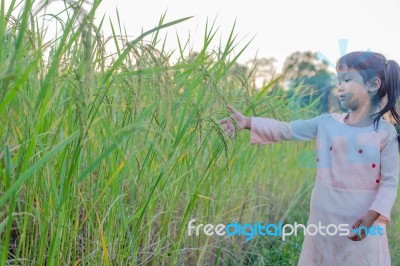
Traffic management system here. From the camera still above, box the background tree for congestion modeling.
[282,51,338,115]
[246,57,278,89]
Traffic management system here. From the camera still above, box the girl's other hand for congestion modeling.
[348,210,380,241]
[218,104,249,139]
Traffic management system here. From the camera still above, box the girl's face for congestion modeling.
[336,68,371,111]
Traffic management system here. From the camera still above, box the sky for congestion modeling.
[6,0,400,71]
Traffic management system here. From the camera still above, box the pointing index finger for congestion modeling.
[227,104,236,113]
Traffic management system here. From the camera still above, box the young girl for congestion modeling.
[219,51,400,265]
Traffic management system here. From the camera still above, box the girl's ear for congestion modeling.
[367,77,381,93]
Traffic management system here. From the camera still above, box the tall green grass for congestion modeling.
[1,0,399,265]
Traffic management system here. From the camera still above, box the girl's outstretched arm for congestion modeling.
[219,104,322,143]
[250,114,321,144]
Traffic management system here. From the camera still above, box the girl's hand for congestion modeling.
[348,210,380,241]
[218,104,249,138]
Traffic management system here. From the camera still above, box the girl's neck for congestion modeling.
[345,104,380,127]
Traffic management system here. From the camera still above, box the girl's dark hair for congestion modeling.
[336,51,400,136]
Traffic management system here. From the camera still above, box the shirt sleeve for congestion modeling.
[369,125,399,222]
[250,115,322,144]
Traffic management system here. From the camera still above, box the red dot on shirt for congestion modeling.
[372,163,376,168]
[358,149,363,154]
[376,179,380,183]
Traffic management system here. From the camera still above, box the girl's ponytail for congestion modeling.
[383,60,400,123]
[382,60,400,142]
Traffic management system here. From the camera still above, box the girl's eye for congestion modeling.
[344,79,351,82]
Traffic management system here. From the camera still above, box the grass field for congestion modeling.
[1,0,400,265]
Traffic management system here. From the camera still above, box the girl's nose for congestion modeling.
[337,83,344,92]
